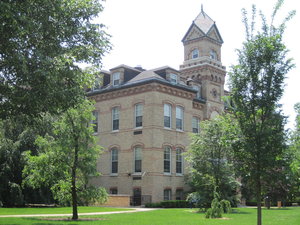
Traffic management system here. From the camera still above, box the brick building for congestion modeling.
[88,7,226,205]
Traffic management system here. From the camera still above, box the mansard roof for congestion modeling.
[182,6,223,44]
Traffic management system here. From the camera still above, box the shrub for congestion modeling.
[145,202,161,208]
[160,200,189,208]
[145,200,189,208]
[220,199,232,213]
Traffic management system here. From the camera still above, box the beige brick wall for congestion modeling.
[93,195,130,207]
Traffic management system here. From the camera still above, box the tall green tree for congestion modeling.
[0,0,110,119]
[228,1,295,224]
[187,115,240,208]
[289,103,300,198]
[23,100,107,220]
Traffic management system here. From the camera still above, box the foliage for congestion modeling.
[23,100,107,220]
[220,199,232,213]
[145,200,189,208]
[187,115,240,208]
[205,191,231,219]
[0,116,54,206]
[289,103,300,200]
[0,0,111,119]
[228,1,295,224]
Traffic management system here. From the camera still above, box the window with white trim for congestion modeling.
[164,104,172,128]
[164,146,171,174]
[170,74,178,84]
[111,148,118,174]
[134,147,142,173]
[164,189,171,201]
[210,50,217,60]
[112,72,120,86]
[176,148,183,174]
[135,103,143,128]
[91,111,99,133]
[112,107,119,131]
[176,106,183,130]
[192,117,200,133]
[192,49,199,59]
[193,85,201,98]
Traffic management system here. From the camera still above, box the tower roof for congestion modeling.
[193,5,215,34]
[182,5,223,44]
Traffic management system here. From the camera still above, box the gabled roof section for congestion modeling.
[127,70,164,84]
[182,5,223,44]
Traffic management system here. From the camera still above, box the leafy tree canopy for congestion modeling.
[0,0,110,119]
[23,100,107,219]
[228,1,295,224]
[187,115,240,208]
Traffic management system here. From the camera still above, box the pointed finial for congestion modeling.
[201,4,204,13]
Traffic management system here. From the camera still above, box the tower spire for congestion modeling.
[201,4,203,13]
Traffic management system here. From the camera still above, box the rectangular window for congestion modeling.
[192,49,199,59]
[176,148,183,174]
[112,72,120,86]
[192,117,200,133]
[176,189,183,200]
[134,147,142,173]
[164,189,171,201]
[164,147,171,174]
[111,148,118,174]
[176,106,183,130]
[91,111,99,133]
[170,74,177,84]
[112,107,119,131]
[164,104,171,128]
[110,188,118,195]
[135,104,143,128]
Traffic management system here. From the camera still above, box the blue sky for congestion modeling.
[97,0,299,129]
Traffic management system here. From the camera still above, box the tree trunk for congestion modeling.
[71,141,79,220]
[256,176,262,225]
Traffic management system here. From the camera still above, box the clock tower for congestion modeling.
[180,5,226,119]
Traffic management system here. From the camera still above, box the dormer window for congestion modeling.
[193,85,201,98]
[112,72,120,86]
[192,49,199,59]
[170,74,178,84]
[210,50,217,60]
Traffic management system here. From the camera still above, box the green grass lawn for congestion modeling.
[0,206,131,215]
[0,207,300,225]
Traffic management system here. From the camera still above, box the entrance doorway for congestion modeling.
[133,188,141,206]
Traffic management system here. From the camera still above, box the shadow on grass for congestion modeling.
[26,217,80,225]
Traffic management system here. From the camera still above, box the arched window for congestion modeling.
[192,49,199,59]
[164,146,171,174]
[164,104,172,128]
[135,103,143,128]
[210,50,217,60]
[111,148,118,174]
[192,117,200,133]
[134,146,142,173]
[176,148,183,174]
[112,106,120,131]
[176,106,184,131]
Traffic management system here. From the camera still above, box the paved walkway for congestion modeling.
[0,208,157,218]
